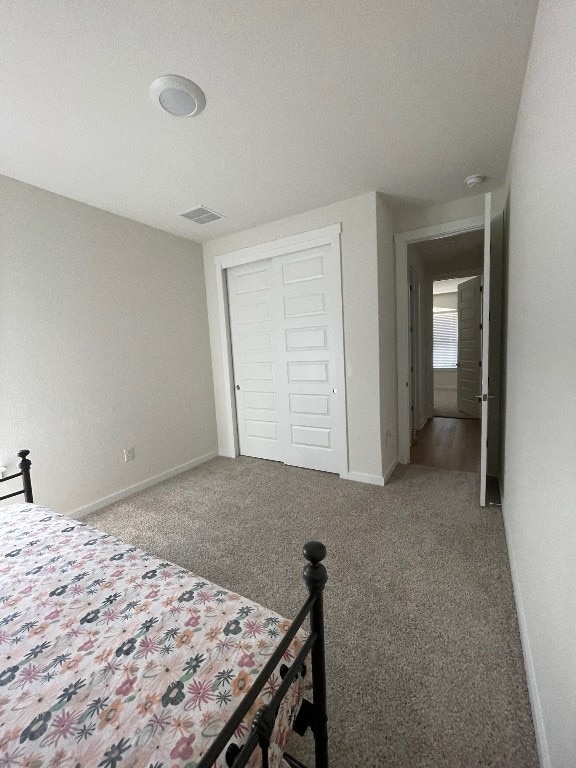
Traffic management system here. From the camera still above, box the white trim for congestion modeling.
[215,267,239,458]
[214,224,349,479]
[479,194,491,507]
[383,459,398,484]
[218,448,237,459]
[415,416,428,431]
[393,216,485,248]
[395,215,485,464]
[502,505,551,768]
[69,451,218,519]
[343,471,385,486]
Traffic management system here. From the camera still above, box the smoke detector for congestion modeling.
[465,174,486,188]
[150,75,206,117]
[179,205,224,224]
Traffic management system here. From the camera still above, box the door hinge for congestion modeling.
[479,323,482,330]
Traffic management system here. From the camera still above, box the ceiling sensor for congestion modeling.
[180,205,224,224]
[150,75,206,117]
[465,174,486,188]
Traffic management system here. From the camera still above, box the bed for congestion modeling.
[0,451,329,768]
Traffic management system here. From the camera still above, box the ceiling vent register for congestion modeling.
[179,206,224,224]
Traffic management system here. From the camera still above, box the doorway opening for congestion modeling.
[408,235,484,473]
[433,277,481,420]
[395,195,503,506]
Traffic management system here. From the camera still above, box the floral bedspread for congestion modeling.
[0,504,310,768]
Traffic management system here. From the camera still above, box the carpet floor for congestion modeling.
[86,457,538,768]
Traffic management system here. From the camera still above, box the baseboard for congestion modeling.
[70,451,218,520]
[383,459,398,483]
[218,448,237,458]
[502,503,551,768]
[342,471,385,486]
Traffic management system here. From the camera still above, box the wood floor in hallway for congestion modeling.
[411,416,481,472]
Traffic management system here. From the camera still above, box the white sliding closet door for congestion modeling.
[227,240,345,475]
[279,247,344,473]
[227,259,285,462]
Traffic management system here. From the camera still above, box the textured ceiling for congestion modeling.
[0,1,538,242]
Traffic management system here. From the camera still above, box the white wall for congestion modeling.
[392,189,505,234]
[500,1,576,766]
[432,292,457,399]
[434,369,456,390]
[433,291,458,311]
[376,194,399,478]
[407,249,434,426]
[0,175,217,515]
[393,193,485,234]
[203,192,396,483]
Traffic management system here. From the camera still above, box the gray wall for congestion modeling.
[500,1,576,765]
[377,193,399,477]
[0,175,217,514]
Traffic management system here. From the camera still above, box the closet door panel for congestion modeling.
[227,259,285,462]
[279,245,342,473]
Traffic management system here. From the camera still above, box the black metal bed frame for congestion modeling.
[197,539,329,768]
[0,450,328,768]
[0,449,33,503]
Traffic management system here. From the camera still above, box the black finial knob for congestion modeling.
[17,450,31,469]
[17,450,33,503]
[303,541,326,565]
[303,541,328,595]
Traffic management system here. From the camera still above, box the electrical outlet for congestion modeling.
[124,447,135,462]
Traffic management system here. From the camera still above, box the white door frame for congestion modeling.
[394,215,485,464]
[212,223,349,478]
[479,192,492,506]
[408,266,421,434]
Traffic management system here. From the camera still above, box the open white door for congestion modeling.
[456,276,482,417]
[479,193,492,506]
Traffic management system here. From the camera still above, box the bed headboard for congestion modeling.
[0,450,33,503]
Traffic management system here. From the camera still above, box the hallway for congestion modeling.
[411,416,481,473]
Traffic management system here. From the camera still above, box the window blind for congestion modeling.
[433,310,458,369]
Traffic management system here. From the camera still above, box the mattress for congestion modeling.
[0,503,310,768]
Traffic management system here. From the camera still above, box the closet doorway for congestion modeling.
[216,225,348,477]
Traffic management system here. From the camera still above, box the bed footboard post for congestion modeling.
[303,541,329,768]
[17,450,33,504]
